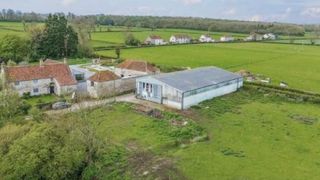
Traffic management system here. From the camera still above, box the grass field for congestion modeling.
[97,42,320,93]
[91,28,248,47]
[70,88,320,180]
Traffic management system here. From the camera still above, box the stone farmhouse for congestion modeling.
[136,67,243,110]
[169,34,192,44]
[87,70,133,98]
[245,33,263,41]
[145,35,165,45]
[1,59,77,96]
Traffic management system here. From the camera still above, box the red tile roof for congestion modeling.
[89,71,120,82]
[116,60,159,73]
[5,63,77,86]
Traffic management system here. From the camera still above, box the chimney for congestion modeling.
[63,58,68,64]
[39,59,44,67]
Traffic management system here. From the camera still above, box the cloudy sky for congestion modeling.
[0,0,319,24]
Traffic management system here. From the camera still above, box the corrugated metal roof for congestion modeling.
[153,67,242,92]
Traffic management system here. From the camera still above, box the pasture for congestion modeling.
[67,88,320,180]
[97,42,320,93]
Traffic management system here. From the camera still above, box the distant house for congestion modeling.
[245,33,263,41]
[169,34,192,44]
[199,34,214,43]
[145,35,165,45]
[136,67,243,110]
[1,59,77,96]
[263,33,277,40]
[115,60,160,78]
[220,36,234,42]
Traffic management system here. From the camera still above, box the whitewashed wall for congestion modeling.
[87,78,136,98]
[114,68,147,78]
[11,78,52,96]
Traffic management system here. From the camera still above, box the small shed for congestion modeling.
[136,67,243,109]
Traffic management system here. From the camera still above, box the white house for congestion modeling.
[136,67,243,110]
[169,34,192,44]
[199,34,214,43]
[263,33,277,40]
[115,60,160,78]
[220,36,234,42]
[2,59,77,96]
[145,35,165,45]
[245,33,263,41]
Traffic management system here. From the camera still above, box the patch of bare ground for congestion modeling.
[128,150,187,180]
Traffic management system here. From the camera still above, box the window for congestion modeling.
[33,88,39,93]
[75,74,84,81]
[15,81,20,86]
[33,79,38,84]
[91,81,95,87]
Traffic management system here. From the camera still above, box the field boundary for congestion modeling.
[245,82,320,103]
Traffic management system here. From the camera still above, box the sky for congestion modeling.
[0,0,319,24]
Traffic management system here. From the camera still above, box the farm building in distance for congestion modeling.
[220,36,234,42]
[1,59,77,96]
[145,35,165,45]
[199,34,214,42]
[136,67,243,109]
[169,34,192,44]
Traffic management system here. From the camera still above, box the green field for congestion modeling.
[91,28,248,47]
[97,42,320,93]
[71,88,320,180]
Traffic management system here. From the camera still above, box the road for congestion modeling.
[46,93,165,115]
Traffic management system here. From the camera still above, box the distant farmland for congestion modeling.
[97,43,320,93]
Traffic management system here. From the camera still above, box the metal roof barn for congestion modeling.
[153,67,241,92]
[136,67,243,110]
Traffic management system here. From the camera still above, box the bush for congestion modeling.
[125,33,140,46]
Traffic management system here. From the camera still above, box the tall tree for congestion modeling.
[32,14,78,59]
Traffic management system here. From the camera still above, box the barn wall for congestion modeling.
[183,79,243,109]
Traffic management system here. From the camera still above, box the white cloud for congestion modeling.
[301,7,320,17]
[224,8,236,16]
[249,15,263,22]
[61,0,77,6]
[179,0,203,5]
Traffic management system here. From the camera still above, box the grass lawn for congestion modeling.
[97,42,320,93]
[24,94,59,107]
[64,88,320,180]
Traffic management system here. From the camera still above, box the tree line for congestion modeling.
[2,9,318,36]
[92,15,307,36]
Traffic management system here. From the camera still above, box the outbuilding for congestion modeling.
[136,67,243,110]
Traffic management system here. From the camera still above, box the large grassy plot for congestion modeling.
[97,42,320,93]
[66,89,320,180]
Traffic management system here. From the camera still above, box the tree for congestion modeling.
[0,90,31,123]
[115,47,121,59]
[0,35,29,63]
[124,33,140,46]
[31,14,78,59]
[70,17,94,57]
